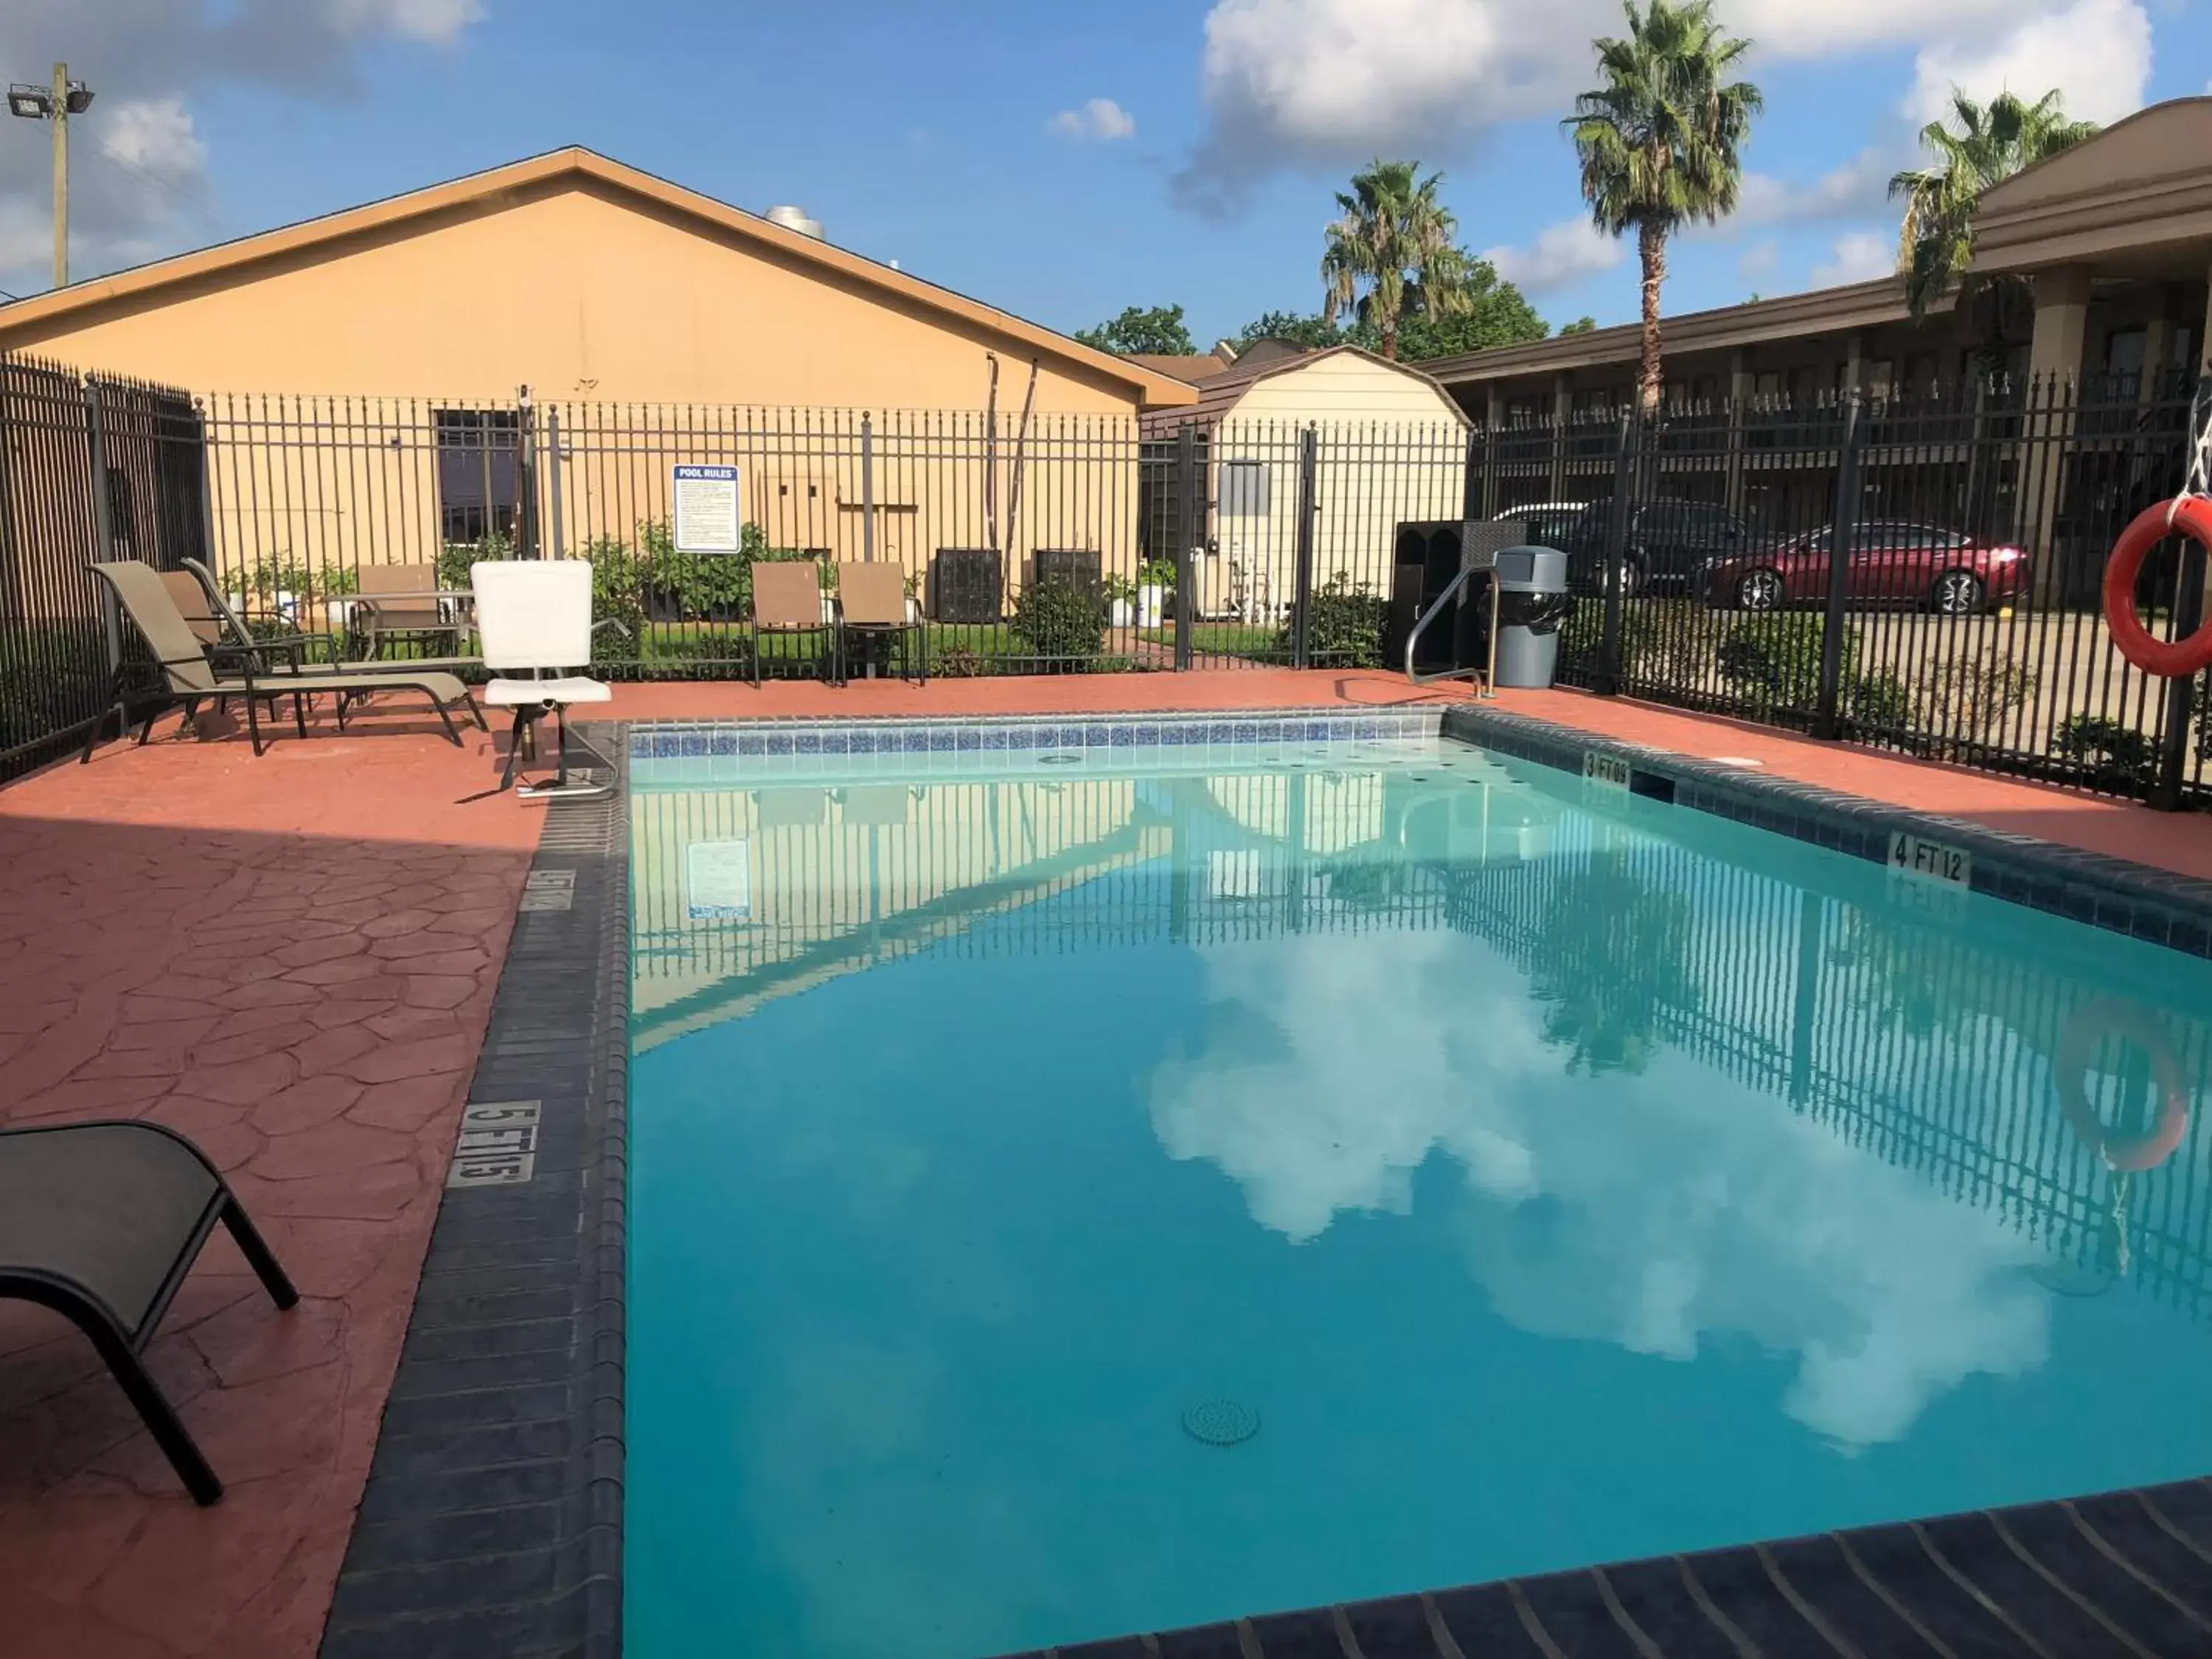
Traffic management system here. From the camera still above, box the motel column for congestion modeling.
[1724,347,1751,518]
[1547,371,1571,498]
[2024,265,2093,599]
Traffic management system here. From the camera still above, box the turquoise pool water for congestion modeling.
[626,735,2212,1659]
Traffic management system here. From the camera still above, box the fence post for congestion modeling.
[860,413,875,562]
[515,385,539,557]
[1594,411,1635,696]
[1174,421,1197,672]
[2151,546,2205,810]
[1813,390,1866,740]
[544,408,566,561]
[1291,424,1318,669]
[83,376,120,678]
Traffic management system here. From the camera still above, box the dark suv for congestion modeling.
[1554,498,1753,595]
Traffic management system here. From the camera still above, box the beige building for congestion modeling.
[1140,346,1469,620]
[1425,97,2212,452]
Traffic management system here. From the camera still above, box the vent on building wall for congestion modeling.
[764,204,824,240]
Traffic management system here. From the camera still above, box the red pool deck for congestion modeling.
[1,670,2209,1659]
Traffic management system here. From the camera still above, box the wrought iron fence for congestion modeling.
[0,354,206,781]
[1475,371,2212,805]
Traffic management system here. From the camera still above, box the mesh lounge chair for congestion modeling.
[0,1120,299,1505]
[473,559,614,800]
[749,560,840,686]
[84,559,485,758]
[355,563,469,660]
[835,562,928,684]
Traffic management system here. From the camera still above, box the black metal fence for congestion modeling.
[0,354,206,781]
[1475,372,2212,805]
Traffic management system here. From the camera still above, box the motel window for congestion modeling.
[434,408,521,544]
[1217,460,1270,517]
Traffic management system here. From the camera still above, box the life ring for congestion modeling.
[2056,998,2192,1172]
[2102,497,2212,678]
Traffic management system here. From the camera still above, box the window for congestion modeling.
[434,408,520,543]
[1217,459,1270,517]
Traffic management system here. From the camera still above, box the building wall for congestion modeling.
[1205,355,1467,619]
[0,177,1141,414]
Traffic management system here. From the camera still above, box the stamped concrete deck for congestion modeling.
[3,670,2211,1659]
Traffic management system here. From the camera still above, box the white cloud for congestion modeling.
[1482,216,1623,294]
[1812,228,1898,286]
[1048,97,1136,141]
[1739,240,1781,284]
[100,97,208,180]
[1909,0,2151,127]
[0,0,490,295]
[1146,918,2063,1450]
[1176,0,2144,212]
[1735,147,1899,229]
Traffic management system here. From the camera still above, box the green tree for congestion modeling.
[1559,315,1599,335]
[1888,88,2096,320]
[1074,304,1197,355]
[1391,257,1548,358]
[1320,160,1471,360]
[1233,309,1344,349]
[1565,0,1761,412]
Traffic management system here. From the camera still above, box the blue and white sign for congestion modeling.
[672,463,742,554]
[687,838,752,920]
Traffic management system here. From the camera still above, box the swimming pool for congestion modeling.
[625,717,2212,1659]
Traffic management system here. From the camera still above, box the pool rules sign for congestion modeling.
[672,464,742,554]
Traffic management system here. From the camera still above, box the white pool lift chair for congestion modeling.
[471,560,615,801]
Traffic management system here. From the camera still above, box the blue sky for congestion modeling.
[3,0,2208,344]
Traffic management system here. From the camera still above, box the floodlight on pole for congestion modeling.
[4,63,87,288]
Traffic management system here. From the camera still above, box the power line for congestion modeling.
[81,145,195,212]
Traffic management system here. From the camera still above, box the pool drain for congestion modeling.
[1181,1399,1261,1447]
[1039,752,1082,765]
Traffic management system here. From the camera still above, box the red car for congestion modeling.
[1703,521,2030,614]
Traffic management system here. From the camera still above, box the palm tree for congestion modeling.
[1889,88,2098,319]
[1320,161,1470,361]
[1565,1,1761,413]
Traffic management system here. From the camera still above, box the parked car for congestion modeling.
[1702,521,2029,614]
[1509,498,1752,595]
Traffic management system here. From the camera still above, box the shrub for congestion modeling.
[639,521,828,622]
[1843,670,1917,733]
[436,532,513,594]
[1918,650,2037,748]
[932,643,991,678]
[579,535,647,656]
[1293,572,1388,668]
[1715,613,1846,712]
[1011,575,1107,669]
[1558,599,1711,691]
[0,624,108,754]
[2054,714,2157,792]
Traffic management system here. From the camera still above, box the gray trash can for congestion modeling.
[1492,545,1573,689]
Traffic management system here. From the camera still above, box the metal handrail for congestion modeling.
[1404,564,1499,692]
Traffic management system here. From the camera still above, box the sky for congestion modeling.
[1,0,2208,347]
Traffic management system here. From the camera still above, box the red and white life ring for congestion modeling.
[2103,497,2212,679]
[2056,998,2192,1173]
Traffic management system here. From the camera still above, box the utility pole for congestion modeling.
[7,62,93,289]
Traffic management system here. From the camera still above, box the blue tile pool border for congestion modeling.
[327,707,2212,1659]
[1445,704,2212,960]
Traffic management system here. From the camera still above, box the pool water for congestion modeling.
[626,736,2212,1659]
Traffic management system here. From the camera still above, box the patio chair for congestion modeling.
[84,559,485,758]
[749,560,840,686]
[179,559,479,675]
[355,563,468,660]
[473,558,614,800]
[0,1120,299,1505]
[835,562,928,684]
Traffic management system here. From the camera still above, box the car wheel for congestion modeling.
[1735,568,1784,612]
[1612,559,1644,599]
[1931,570,1984,616]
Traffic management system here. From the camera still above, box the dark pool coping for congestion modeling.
[1445,704,2212,959]
[319,729,629,1659]
[318,706,2212,1659]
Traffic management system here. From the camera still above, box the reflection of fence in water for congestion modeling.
[1445,812,2212,1322]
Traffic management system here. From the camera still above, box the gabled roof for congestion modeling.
[1141,343,1470,433]
[0,147,1200,409]
[1122,349,1238,383]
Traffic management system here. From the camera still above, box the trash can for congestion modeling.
[1492,546,1573,689]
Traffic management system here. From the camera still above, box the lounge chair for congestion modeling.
[749,560,840,686]
[473,559,614,800]
[835,562,928,684]
[0,1120,299,1505]
[178,559,479,675]
[84,559,485,758]
[355,562,470,660]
